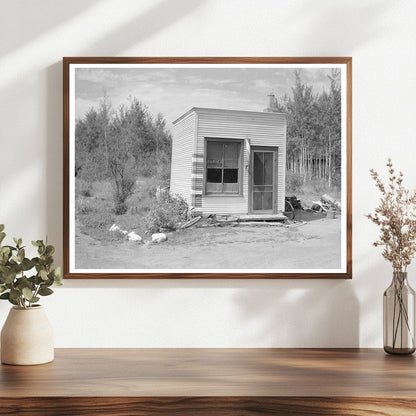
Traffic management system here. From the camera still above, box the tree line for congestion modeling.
[75,70,341,216]
[75,97,172,214]
[270,69,342,189]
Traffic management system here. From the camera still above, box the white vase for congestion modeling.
[1,305,54,365]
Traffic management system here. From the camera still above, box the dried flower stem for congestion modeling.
[366,159,416,272]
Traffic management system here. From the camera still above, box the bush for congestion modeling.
[145,193,189,233]
[113,177,136,215]
[76,198,94,215]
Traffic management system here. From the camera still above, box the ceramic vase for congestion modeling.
[1,305,54,365]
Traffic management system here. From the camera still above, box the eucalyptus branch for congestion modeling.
[0,225,62,309]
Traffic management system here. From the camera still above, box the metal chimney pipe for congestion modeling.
[268,92,275,109]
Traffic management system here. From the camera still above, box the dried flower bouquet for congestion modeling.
[367,159,416,353]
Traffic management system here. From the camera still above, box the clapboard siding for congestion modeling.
[170,112,195,206]
[196,109,286,214]
[172,108,286,215]
[202,196,247,215]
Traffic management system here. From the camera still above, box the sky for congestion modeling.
[75,65,338,130]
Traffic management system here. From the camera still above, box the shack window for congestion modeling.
[206,141,240,194]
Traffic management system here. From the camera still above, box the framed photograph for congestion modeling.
[63,57,352,279]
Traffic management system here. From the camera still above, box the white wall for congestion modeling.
[1,0,415,347]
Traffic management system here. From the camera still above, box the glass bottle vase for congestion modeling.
[383,271,415,355]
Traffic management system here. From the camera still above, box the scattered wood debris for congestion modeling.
[310,194,341,213]
[180,216,201,229]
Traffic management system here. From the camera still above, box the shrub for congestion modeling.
[113,177,136,215]
[145,193,189,233]
[76,198,94,215]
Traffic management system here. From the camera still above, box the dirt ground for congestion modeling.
[75,216,342,270]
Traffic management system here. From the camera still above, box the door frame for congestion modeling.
[248,146,279,214]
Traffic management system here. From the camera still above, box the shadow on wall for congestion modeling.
[233,280,359,348]
[45,0,205,264]
[0,0,101,56]
[288,0,393,52]
[81,0,205,55]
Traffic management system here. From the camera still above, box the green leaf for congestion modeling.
[20,289,40,304]
[39,269,48,281]
[52,267,63,285]
[34,274,43,285]
[0,232,6,244]
[0,224,4,232]
[0,246,10,255]
[38,287,53,296]
[13,237,20,247]
[17,276,35,290]
[2,271,17,284]
[17,248,25,263]
[42,256,54,266]
[0,249,9,265]
[22,287,34,301]
[45,245,55,256]
[31,257,40,266]
[0,291,17,306]
[20,258,33,271]
[32,240,43,247]
[38,245,46,256]
[0,285,6,293]
[9,288,21,301]
[8,297,18,306]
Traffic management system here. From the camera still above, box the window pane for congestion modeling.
[253,152,264,185]
[253,192,262,210]
[264,152,273,185]
[207,142,223,168]
[206,141,240,194]
[223,169,238,183]
[224,143,239,167]
[207,168,222,183]
[262,191,273,210]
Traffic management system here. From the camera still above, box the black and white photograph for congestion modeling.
[64,58,351,278]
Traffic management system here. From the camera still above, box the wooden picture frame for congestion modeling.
[63,57,352,279]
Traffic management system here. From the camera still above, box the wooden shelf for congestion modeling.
[1,348,415,415]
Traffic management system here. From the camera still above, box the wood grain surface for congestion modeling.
[1,348,415,415]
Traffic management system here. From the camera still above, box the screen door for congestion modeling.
[252,149,276,213]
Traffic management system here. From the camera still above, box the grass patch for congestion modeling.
[75,177,188,243]
[75,178,94,198]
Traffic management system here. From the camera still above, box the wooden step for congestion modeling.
[238,213,287,222]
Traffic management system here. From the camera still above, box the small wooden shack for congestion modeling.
[170,107,286,216]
